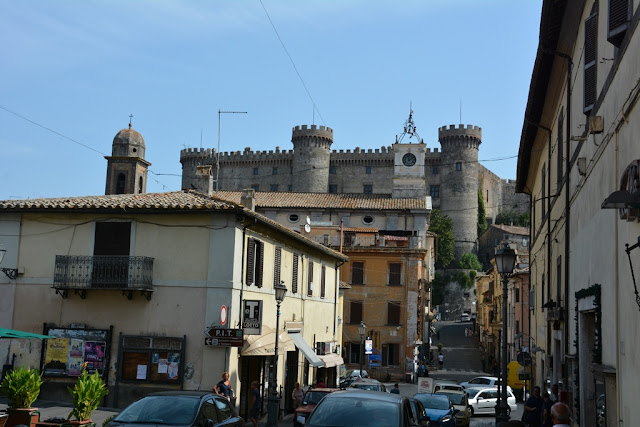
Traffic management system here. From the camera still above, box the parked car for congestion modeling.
[435,390,470,427]
[459,376,513,393]
[465,387,517,416]
[461,313,471,322]
[305,389,428,426]
[408,398,431,426]
[345,369,369,379]
[350,378,387,392]
[433,380,465,393]
[106,391,243,427]
[293,387,341,427]
[413,393,459,427]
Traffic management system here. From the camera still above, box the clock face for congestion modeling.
[402,153,417,167]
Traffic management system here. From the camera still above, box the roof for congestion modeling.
[0,190,348,262]
[488,224,529,236]
[215,191,429,210]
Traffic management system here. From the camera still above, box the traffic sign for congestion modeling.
[368,354,382,361]
[204,328,243,347]
[220,305,227,326]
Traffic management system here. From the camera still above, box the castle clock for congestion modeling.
[402,153,417,167]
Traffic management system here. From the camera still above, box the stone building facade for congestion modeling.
[180,114,529,259]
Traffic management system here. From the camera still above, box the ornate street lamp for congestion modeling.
[494,243,517,424]
[267,281,287,427]
[357,321,367,376]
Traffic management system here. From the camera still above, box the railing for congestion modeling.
[546,307,564,321]
[54,255,154,290]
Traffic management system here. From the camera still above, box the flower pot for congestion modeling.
[62,420,94,427]
[5,408,40,427]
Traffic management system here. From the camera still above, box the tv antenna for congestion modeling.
[216,109,247,192]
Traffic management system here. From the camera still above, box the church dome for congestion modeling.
[112,123,146,158]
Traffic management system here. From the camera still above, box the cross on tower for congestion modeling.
[129,114,134,128]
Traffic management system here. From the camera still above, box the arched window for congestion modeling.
[138,176,143,194]
[116,173,126,194]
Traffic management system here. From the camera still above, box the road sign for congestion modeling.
[220,305,227,326]
[417,377,433,393]
[368,354,382,361]
[204,328,243,347]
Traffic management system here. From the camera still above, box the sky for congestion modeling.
[0,0,543,201]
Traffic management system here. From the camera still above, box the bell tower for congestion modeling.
[392,108,427,198]
[105,118,151,195]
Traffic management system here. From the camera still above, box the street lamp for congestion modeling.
[494,243,517,424]
[0,248,18,280]
[267,281,287,427]
[357,321,367,376]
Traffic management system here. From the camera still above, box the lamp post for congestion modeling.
[358,321,367,376]
[0,248,18,280]
[494,243,516,424]
[267,281,287,427]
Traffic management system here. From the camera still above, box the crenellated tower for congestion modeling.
[438,124,482,259]
[291,125,333,193]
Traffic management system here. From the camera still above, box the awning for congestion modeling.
[318,353,344,368]
[241,326,295,356]
[287,332,323,367]
[0,327,50,339]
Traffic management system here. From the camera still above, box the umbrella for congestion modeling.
[0,327,50,339]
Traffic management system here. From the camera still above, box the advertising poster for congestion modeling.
[44,338,70,374]
[158,359,168,374]
[83,341,106,374]
[168,362,179,379]
[67,339,85,376]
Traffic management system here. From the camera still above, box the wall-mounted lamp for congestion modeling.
[531,346,545,354]
[601,190,640,209]
[0,248,19,280]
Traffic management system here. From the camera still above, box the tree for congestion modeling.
[495,209,530,227]
[458,253,483,271]
[478,189,488,237]
[429,209,454,269]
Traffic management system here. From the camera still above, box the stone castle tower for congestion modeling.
[105,123,150,195]
[291,125,333,192]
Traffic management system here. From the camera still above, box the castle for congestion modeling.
[179,113,528,259]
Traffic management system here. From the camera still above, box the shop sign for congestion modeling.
[243,300,263,335]
[204,329,243,347]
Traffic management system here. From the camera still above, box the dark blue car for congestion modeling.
[413,393,458,427]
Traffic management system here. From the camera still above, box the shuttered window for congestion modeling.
[245,238,264,287]
[388,263,402,286]
[608,0,630,47]
[273,246,282,287]
[292,253,299,294]
[584,4,598,113]
[388,302,401,325]
[352,261,365,285]
[308,260,314,296]
[350,301,363,323]
[320,263,326,298]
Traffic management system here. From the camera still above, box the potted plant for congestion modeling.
[66,368,109,425]
[0,366,43,427]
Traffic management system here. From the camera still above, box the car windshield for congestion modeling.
[307,397,398,427]
[113,395,199,425]
[437,392,465,405]
[303,391,329,405]
[415,394,450,410]
[351,384,380,391]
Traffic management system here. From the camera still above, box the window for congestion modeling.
[252,184,259,191]
[350,301,363,323]
[388,263,401,286]
[352,262,364,285]
[213,397,232,422]
[138,176,143,194]
[196,399,218,425]
[328,185,337,193]
[584,2,598,113]
[432,166,439,174]
[515,287,520,303]
[246,238,264,287]
[349,343,362,364]
[272,167,278,175]
[270,184,279,192]
[456,162,462,171]
[363,185,373,194]
[307,260,314,296]
[387,302,401,325]
[289,214,299,223]
[292,254,299,294]
[93,222,131,287]
[430,185,440,198]
[365,166,372,174]
[523,238,529,247]
[362,215,374,225]
[253,167,259,175]
[320,263,326,298]
[330,166,337,174]
[273,246,282,287]
[557,110,564,189]
[116,173,126,194]
[516,320,520,335]
[382,343,399,366]
[608,0,630,47]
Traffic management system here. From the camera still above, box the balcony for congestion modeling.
[53,255,154,300]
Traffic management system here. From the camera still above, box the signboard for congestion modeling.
[368,354,382,361]
[365,339,373,355]
[243,300,263,335]
[417,377,433,393]
[369,363,381,368]
[205,329,244,347]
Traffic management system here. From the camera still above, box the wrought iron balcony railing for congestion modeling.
[54,255,154,300]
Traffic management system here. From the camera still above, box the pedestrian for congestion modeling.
[549,384,559,403]
[541,390,553,427]
[438,353,444,369]
[391,383,400,394]
[481,357,486,372]
[249,381,261,427]
[291,382,304,409]
[493,360,499,376]
[550,402,571,426]
[213,371,232,401]
[316,378,327,388]
[523,386,543,427]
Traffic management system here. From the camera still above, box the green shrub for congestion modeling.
[0,366,43,408]
[67,370,109,421]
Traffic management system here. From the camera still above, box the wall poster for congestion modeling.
[42,326,110,377]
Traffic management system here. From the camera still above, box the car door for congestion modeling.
[195,398,219,427]
[478,389,498,414]
[213,396,243,426]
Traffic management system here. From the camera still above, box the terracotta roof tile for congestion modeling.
[489,224,529,235]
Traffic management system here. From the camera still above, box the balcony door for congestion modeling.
[92,222,131,288]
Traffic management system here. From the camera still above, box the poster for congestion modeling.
[83,341,106,374]
[168,362,179,379]
[44,338,70,374]
[152,353,159,363]
[136,365,147,380]
[67,338,84,376]
[158,359,168,374]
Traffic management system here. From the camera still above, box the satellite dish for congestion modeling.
[304,224,311,233]
[306,216,311,225]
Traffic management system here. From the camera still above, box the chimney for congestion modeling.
[194,165,213,195]
[241,189,256,211]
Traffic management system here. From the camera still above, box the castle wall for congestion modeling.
[479,165,504,223]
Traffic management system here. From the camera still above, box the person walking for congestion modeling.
[541,390,554,427]
[249,381,261,427]
[213,372,232,401]
[549,384,559,403]
[523,386,543,427]
[291,382,304,409]
[391,383,400,394]
[438,353,444,369]
[550,402,571,426]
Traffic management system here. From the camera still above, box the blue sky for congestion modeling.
[0,0,542,200]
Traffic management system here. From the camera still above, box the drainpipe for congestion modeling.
[563,56,572,391]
